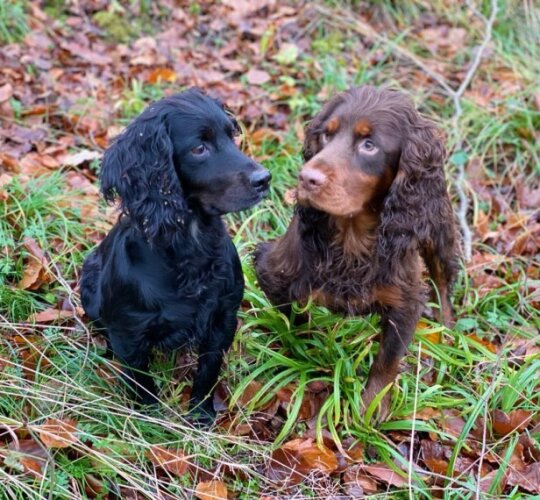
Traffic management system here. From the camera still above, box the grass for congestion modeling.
[1,0,539,498]
[0,0,28,44]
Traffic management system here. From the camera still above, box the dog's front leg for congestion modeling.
[108,330,158,405]
[362,300,421,420]
[189,312,237,424]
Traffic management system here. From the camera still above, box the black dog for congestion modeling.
[80,88,270,421]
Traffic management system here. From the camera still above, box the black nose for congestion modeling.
[249,168,271,192]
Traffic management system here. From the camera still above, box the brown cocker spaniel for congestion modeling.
[254,86,459,418]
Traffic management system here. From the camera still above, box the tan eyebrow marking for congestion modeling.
[326,117,340,134]
[354,119,372,136]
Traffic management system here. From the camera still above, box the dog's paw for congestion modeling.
[188,401,216,427]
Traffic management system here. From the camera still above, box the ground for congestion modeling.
[0,1,539,498]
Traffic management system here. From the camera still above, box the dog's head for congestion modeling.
[101,88,270,240]
[298,86,445,219]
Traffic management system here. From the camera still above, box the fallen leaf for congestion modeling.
[27,308,78,323]
[404,407,441,421]
[17,237,53,290]
[195,480,228,500]
[246,69,271,85]
[508,462,540,494]
[421,440,449,475]
[479,468,507,495]
[492,409,532,436]
[361,463,408,488]
[440,409,467,439]
[147,445,190,477]
[3,439,49,477]
[237,380,263,407]
[84,473,106,497]
[343,465,378,496]
[467,334,498,354]
[35,418,78,448]
[266,438,338,484]
[282,439,338,474]
[63,150,101,167]
[249,127,282,145]
[266,446,305,484]
[0,83,13,102]
[147,67,177,84]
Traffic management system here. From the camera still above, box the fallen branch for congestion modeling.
[315,0,499,261]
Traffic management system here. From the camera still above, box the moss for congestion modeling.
[93,10,135,43]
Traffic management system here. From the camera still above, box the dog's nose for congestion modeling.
[249,168,271,191]
[299,167,326,191]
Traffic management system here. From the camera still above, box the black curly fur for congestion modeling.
[80,88,270,422]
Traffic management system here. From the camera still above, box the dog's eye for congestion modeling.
[358,138,378,155]
[321,132,331,145]
[191,144,207,156]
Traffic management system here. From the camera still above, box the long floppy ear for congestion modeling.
[100,106,188,241]
[374,111,450,280]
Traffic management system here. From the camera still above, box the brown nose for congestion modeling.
[299,167,326,191]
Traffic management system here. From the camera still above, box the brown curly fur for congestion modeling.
[254,86,459,418]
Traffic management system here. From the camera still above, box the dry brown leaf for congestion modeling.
[17,237,53,290]
[492,409,532,436]
[195,480,228,500]
[421,440,449,475]
[18,258,45,290]
[266,446,305,484]
[405,407,441,421]
[0,83,13,102]
[508,462,540,494]
[249,127,282,146]
[237,380,263,407]
[147,445,190,477]
[343,465,378,497]
[467,334,498,353]
[246,69,271,85]
[147,67,177,84]
[440,409,466,439]
[361,463,408,488]
[478,468,507,495]
[27,308,78,323]
[35,418,78,448]
[63,150,101,167]
[283,440,338,474]
[4,439,49,477]
[266,438,339,484]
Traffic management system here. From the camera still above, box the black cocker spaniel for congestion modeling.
[81,88,270,422]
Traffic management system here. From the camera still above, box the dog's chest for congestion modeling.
[308,249,374,314]
[172,250,234,299]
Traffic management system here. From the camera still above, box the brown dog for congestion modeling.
[254,86,458,418]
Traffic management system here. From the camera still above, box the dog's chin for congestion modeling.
[200,188,269,215]
[297,191,358,218]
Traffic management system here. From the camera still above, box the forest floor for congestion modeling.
[0,1,539,498]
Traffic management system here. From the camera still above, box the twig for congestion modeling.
[316,1,499,261]
[452,0,498,262]
[408,341,423,499]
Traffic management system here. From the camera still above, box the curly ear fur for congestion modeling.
[100,104,188,242]
[375,107,456,285]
